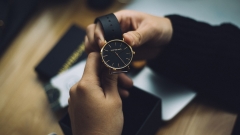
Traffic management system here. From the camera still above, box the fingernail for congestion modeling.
[131,41,135,46]
[124,33,134,46]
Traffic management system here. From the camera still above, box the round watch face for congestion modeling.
[101,40,133,69]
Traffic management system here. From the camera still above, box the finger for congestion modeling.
[84,36,91,53]
[85,24,99,53]
[81,52,101,82]
[68,98,71,105]
[114,10,140,33]
[118,73,133,89]
[118,87,130,98]
[101,68,119,98]
[69,82,78,98]
[114,10,154,47]
[114,11,145,47]
[86,24,95,45]
[123,25,151,47]
[68,96,73,115]
[68,98,72,114]
[94,22,105,48]
[68,83,78,108]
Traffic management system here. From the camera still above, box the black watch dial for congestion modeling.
[101,40,133,69]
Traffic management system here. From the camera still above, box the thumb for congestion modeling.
[101,69,119,97]
[123,25,149,47]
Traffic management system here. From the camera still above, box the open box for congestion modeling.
[59,86,162,135]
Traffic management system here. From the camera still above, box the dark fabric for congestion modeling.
[0,0,39,55]
[148,15,240,133]
[232,114,240,135]
[148,15,240,109]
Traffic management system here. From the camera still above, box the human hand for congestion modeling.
[85,10,173,60]
[68,52,128,135]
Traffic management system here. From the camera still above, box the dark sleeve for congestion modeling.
[147,15,240,109]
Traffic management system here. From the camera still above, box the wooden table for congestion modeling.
[0,0,237,134]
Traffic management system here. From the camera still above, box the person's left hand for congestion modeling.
[68,52,127,135]
[84,10,173,60]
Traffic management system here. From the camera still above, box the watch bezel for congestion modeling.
[100,39,134,70]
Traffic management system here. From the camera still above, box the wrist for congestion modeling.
[160,17,173,45]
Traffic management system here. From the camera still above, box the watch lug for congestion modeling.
[108,69,112,74]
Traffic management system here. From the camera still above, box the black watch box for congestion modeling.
[59,86,162,135]
[35,24,87,81]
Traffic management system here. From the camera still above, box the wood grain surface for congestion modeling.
[0,0,237,134]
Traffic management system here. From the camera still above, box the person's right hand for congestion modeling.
[68,52,124,135]
[85,10,173,60]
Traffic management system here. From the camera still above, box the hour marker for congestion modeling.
[103,55,108,57]
[112,63,114,66]
[108,44,111,48]
[115,42,116,46]
[124,47,127,50]
[126,58,130,61]
[106,60,110,63]
[118,63,120,67]
[120,43,122,47]
[104,49,108,51]
[126,53,130,54]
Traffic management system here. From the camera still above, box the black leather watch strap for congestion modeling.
[95,13,122,41]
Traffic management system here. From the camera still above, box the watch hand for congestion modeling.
[114,52,127,66]
[118,47,128,55]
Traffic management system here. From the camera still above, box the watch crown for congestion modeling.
[133,51,135,55]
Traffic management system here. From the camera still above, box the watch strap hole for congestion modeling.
[95,13,122,41]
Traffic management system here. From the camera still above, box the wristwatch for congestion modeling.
[95,13,135,74]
